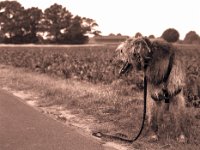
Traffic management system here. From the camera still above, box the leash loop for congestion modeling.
[92,73,148,143]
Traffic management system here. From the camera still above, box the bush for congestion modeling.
[135,32,142,38]
[148,35,155,39]
[161,28,180,43]
[183,31,200,44]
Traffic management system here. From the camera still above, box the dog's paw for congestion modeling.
[148,134,159,143]
[177,134,187,143]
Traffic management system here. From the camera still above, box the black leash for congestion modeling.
[92,74,148,143]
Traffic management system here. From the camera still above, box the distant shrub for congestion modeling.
[135,32,142,38]
[184,31,200,44]
[109,33,115,36]
[148,35,155,39]
[161,28,180,43]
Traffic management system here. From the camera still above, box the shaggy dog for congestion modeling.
[116,37,186,143]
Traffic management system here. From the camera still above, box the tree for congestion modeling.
[109,33,115,36]
[161,28,179,43]
[0,1,42,43]
[148,35,155,39]
[66,16,101,43]
[65,15,89,44]
[82,17,101,36]
[40,3,99,44]
[135,32,142,38]
[40,3,73,43]
[0,1,25,43]
[183,31,200,44]
[0,2,101,44]
[23,7,43,43]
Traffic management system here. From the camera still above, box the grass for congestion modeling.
[0,43,199,149]
[0,64,199,150]
[0,43,199,106]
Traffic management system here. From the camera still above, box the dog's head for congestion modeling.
[116,37,153,75]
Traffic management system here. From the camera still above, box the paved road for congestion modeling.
[0,89,104,150]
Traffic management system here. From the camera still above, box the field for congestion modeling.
[0,44,199,149]
[0,44,199,106]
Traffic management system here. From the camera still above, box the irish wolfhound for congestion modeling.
[116,37,186,143]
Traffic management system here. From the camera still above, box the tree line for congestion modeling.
[161,28,200,44]
[135,28,200,44]
[1,1,199,45]
[0,1,101,44]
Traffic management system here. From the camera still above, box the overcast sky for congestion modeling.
[15,0,200,39]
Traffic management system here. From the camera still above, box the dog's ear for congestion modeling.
[143,36,152,48]
[141,37,153,60]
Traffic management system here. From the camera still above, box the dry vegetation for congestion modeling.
[0,44,199,106]
[0,44,199,149]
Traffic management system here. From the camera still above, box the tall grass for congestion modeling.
[0,64,199,150]
[0,44,199,106]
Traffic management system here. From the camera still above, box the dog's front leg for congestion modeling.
[170,91,187,143]
[147,86,162,142]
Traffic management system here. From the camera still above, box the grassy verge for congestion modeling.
[0,44,199,107]
[0,65,199,150]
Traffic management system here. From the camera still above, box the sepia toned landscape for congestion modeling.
[0,43,199,149]
[0,0,200,150]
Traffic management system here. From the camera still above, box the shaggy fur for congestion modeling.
[116,37,186,142]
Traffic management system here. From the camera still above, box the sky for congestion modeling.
[15,0,200,39]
